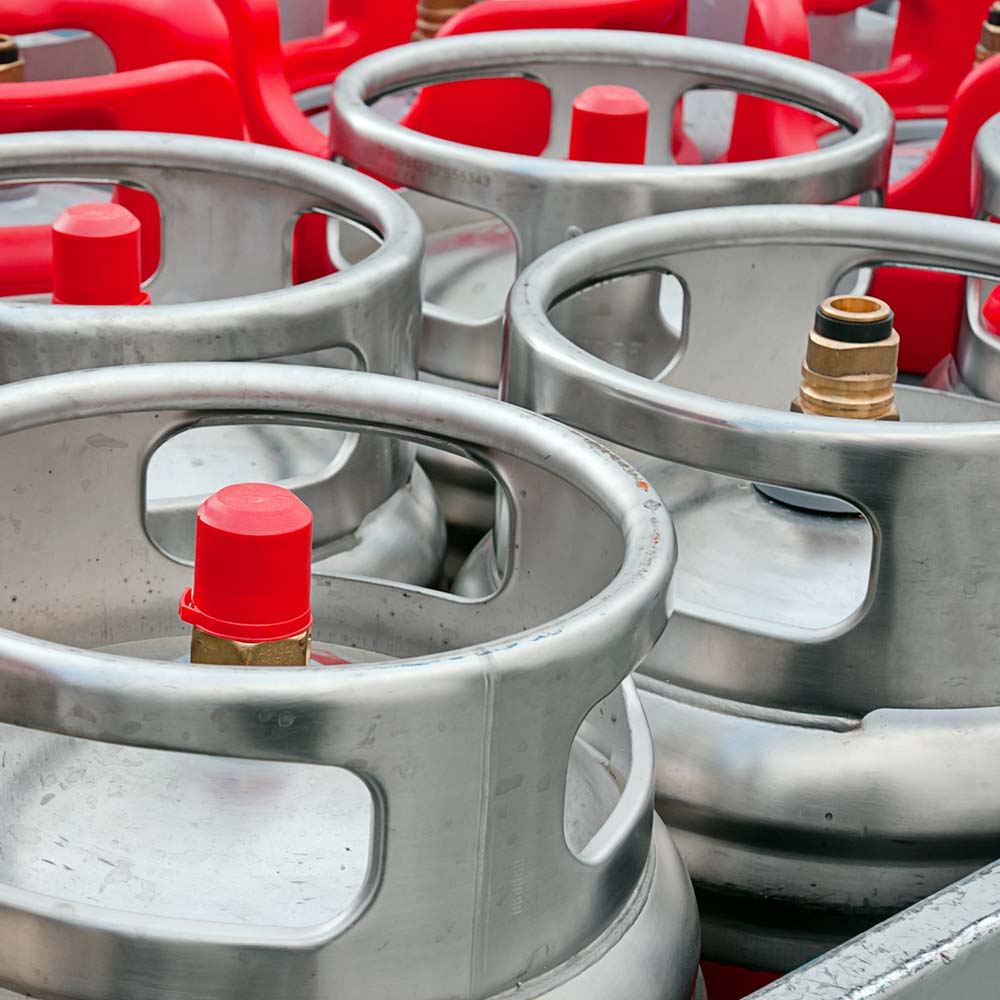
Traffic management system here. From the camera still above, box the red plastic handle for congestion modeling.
[869,55,1000,373]
[856,0,985,120]
[283,0,417,93]
[400,0,687,160]
[801,0,866,14]
[726,0,813,164]
[1,0,236,268]
[0,62,245,297]
[5,0,232,74]
[439,0,686,33]
[214,0,330,158]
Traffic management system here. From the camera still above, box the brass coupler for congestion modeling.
[976,3,1000,65]
[0,36,24,83]
[413,0,477,40]
[792,295,900,421]
[189,625,312,667]
[179,483,315,667]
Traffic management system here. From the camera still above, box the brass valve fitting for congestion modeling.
[976,3,1000,65]
[0,36,24,83]
[413,0,477,40]
[792,295,900,421]
[190,626,312,666]
[179,483,314,667]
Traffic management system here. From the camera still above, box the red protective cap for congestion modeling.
[984,286,1000,337]
[179,483,314,643]
[51,202,151,306]
[568,85,649,165]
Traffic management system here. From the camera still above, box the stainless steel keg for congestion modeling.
[0,362,700,1000]
[330,28,894,533]
[493,202,1000,972]
[0,130,445,586]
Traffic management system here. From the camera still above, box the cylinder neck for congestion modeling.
[568,86,649,165]
[792,295,900,421]
[51,203,151,306]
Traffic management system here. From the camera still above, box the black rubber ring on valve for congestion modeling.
[814,306,893,344]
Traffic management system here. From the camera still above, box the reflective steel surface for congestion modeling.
[333,29,893,388]
[0,130,445,586]
[501,203,1000,969]
[0,363,698,1000]
[331,27,894,538]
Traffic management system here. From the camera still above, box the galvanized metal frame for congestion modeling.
[751,860,1000,998]
[0,362,697,1000]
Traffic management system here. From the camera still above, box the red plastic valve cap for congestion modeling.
[984,286,1000,337]
[51,202,151,306]
[179,483,314,644]
[568,85,649,165]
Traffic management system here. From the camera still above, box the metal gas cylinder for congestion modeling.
[0,130,445,587]
[0,362,700,1000]
[483,202,1000,974]
[329,28,893,535]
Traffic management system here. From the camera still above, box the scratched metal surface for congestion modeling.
[750,861,1000,998]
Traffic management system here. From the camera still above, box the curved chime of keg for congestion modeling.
[329,28,894,534]
[492,202,1000,973]
[0,129,445,586]
[0,362,700,1000]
